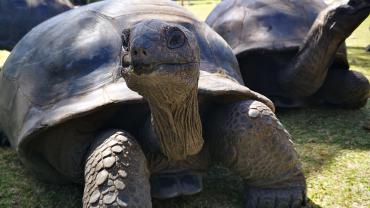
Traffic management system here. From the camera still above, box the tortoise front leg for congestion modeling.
[205,100,306,208]
[83,130,151,208]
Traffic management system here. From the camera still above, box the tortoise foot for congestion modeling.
[150,171,203,199]
[244,186,306,208]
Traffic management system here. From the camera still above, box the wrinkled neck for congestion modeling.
[148,87,203,161]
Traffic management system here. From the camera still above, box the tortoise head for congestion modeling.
[121,19,203,160]
[121,19,200,105]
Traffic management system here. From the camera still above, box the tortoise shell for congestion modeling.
[0,0,73,50]
[206,0,348,65]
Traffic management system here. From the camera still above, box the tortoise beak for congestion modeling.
[122,51,131,68]
[120,49,132,80]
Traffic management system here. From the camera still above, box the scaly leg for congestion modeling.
[83,130,151,208]
[206,100,306,208]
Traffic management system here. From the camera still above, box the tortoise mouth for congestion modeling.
[121,62,199,76]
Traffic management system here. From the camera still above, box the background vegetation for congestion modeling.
[0,0,369,207]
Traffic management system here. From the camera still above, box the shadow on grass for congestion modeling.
[277,101,370,176]
[278,102,370,148]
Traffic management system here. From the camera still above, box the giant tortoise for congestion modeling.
[206,0,370,108]
[0,0,306,207]
[0,0,73,50]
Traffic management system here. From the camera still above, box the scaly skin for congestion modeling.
[205,100,306,207]
[83,130,151,208]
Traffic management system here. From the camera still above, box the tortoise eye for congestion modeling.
[166,27,186,49]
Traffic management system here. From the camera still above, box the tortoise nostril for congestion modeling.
[133,50,138,56]
[143,51,147,56]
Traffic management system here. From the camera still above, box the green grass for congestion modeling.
[184,0,221,20]
[279,102,370,208]
[0,1,369,207]
[346,16,370,78]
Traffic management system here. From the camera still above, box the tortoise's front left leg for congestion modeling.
[83,130,151,208]
[205,100,306,208]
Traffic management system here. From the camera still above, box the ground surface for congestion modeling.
[0,0,369,207]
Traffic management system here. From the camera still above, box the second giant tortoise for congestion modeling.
[0,0,73,50]
[0,0,306,207]
[206,0,370,108]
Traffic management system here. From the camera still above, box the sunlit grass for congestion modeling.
[183,0,220,20]
[346,17,370,78]
[0,50,9,70]
[307,149,370,207]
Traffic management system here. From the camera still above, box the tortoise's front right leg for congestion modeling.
[83,130,151,208]
[205,100,306,208]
